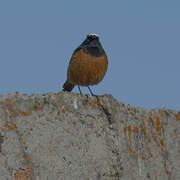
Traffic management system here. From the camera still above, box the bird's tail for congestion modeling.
[63,81,75,92]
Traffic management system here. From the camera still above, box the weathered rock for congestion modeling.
[0,92,179,180]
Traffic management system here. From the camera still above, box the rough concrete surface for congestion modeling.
[0,92,179,180]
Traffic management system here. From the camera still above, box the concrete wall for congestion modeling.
[0,92,179,180]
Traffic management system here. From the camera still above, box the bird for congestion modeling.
[63,33,108,96]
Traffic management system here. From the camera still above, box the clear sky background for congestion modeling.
[0,0,180,110]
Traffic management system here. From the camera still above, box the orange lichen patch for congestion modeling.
[142,120,147,138]
[19,133,24,137]
[97,97,102,107]
[153,136,160,148]
[61,107,66,113]
[14,168,32,180]
[133,151,137,158]
[22,141,26,145]
[175,113,180,121]
[159,109,166,117]
[127,125,132,143]
[82,99,88,105]
[133,126,139,133]
[159,171,162,176]
[5,98,11,104]
[5,98,12,111]
[155,173,158,180]
[174,129,178,138]
[4,123,17,131]
[88,99,94,106]
[1,127,6,133]
[0,134,3,144]
[133,108,136,113]
[148,116,154,127]
[139,152,145,160]
[47,92,56,96]
[165,168,169,175]
[169,130,173,137]
[13,109,19,117]
[34,105,42,111]
[160,138,164,147]
[117,103,121,108]
[149,111,152,116]
[128,146,133,156]
[155,116,161,133]
[153,136,158,143]
[86,99,96,109]
[123,127,127,136]
[127,148,137,158]
[21,112,32,116]
[147,134,151,143]
[155,115,160,123]
[6,104,11,111]
[26,165,32,174]
[25,154,31,161]
[160,146,165,152]
[16,130,21,136]
[164,162,170,175]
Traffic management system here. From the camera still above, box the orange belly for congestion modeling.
[67,49,108,86]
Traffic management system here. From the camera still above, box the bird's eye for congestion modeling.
[88,36,93,40]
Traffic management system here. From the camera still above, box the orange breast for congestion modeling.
[67,49,108,86]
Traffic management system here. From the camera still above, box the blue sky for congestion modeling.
[0,1,180,110]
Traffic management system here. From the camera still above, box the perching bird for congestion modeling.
[63,33,108,95]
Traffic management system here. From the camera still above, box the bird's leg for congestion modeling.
[87,86,95,96]
[87,86,99,100]
[78,85,82,95]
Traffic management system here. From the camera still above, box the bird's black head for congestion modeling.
[79,33,104,57]
[84,33,99,46]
